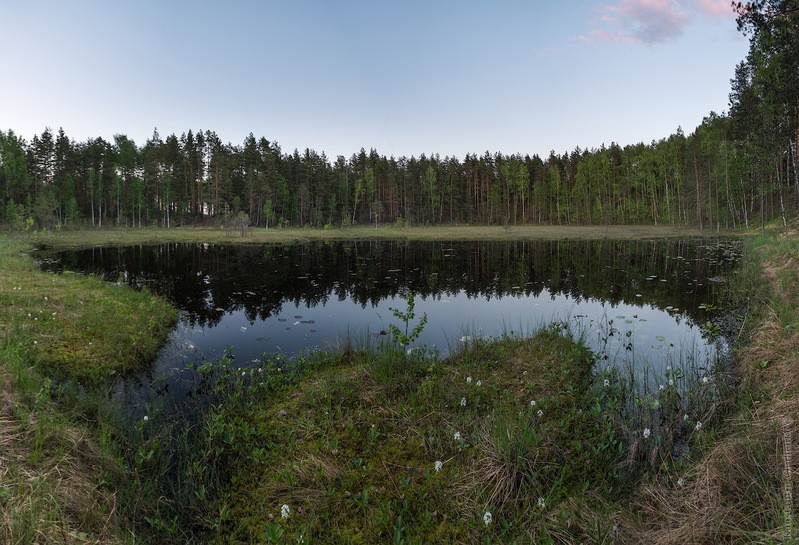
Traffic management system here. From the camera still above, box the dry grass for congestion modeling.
[467,417,544,510]
[619,415,787,544]
[0,370,124,545]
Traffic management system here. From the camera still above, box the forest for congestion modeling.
[1,2,796,231]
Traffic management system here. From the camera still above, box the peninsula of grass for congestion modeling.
[152,329,627,544]
[0,237,177,381]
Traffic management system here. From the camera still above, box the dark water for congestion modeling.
[40,239,741,416]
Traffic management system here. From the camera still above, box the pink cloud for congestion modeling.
[575,0,736,45]
[693,0,737,19]
[573,29,641,43]
[603,0,690,43]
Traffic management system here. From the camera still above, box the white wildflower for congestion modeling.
[684,413,689,421]
[668,379,674,387]
[483,511,492,526]
[658,384,665,391]
[694,421,702,431]
[143,415,149,422]
[666,365,672,371]
[434,460,443,473]
[677,478,685,487]
[643,428,651,439]
[537,497,546,509]
[453,431,462,442]
[603,378,610,387]
[460,397,467,407]
[466,376,472,384]
[529,400,536,408]
[537,409,543,418]
[281,504,290,519]
[476,380,482,386]
[701,376,709,385]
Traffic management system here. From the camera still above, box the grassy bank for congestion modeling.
[0,238,177,381]
[28,223,734,249]
[0,237,177,544]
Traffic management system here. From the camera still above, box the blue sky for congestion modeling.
[2,0,748,159]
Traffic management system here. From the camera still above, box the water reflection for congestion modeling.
[40,239,740,415]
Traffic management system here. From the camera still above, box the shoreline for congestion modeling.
[27,223,742,250]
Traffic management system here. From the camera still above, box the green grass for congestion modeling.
[166,330,631,544]
[0,236,177,381]
[158,313,735,544]
[0,333,128,545]
[27,223,733,250]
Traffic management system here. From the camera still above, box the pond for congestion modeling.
[40,238,741,417]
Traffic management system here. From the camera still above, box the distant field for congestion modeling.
[27,224,739,249]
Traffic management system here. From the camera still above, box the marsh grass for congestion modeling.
[0,238,177,382]
[0,337,125,545]
[131,303,741,543]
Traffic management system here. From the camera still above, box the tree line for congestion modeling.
[1,1,796,231]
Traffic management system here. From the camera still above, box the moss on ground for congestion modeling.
[203,331,623,544]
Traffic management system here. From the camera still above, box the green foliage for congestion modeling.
[0,130,31,204]
[388,291,428,348]
[33,188,59,229]
[4,199,29,232]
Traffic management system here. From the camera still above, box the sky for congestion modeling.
[2,0,750,160]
